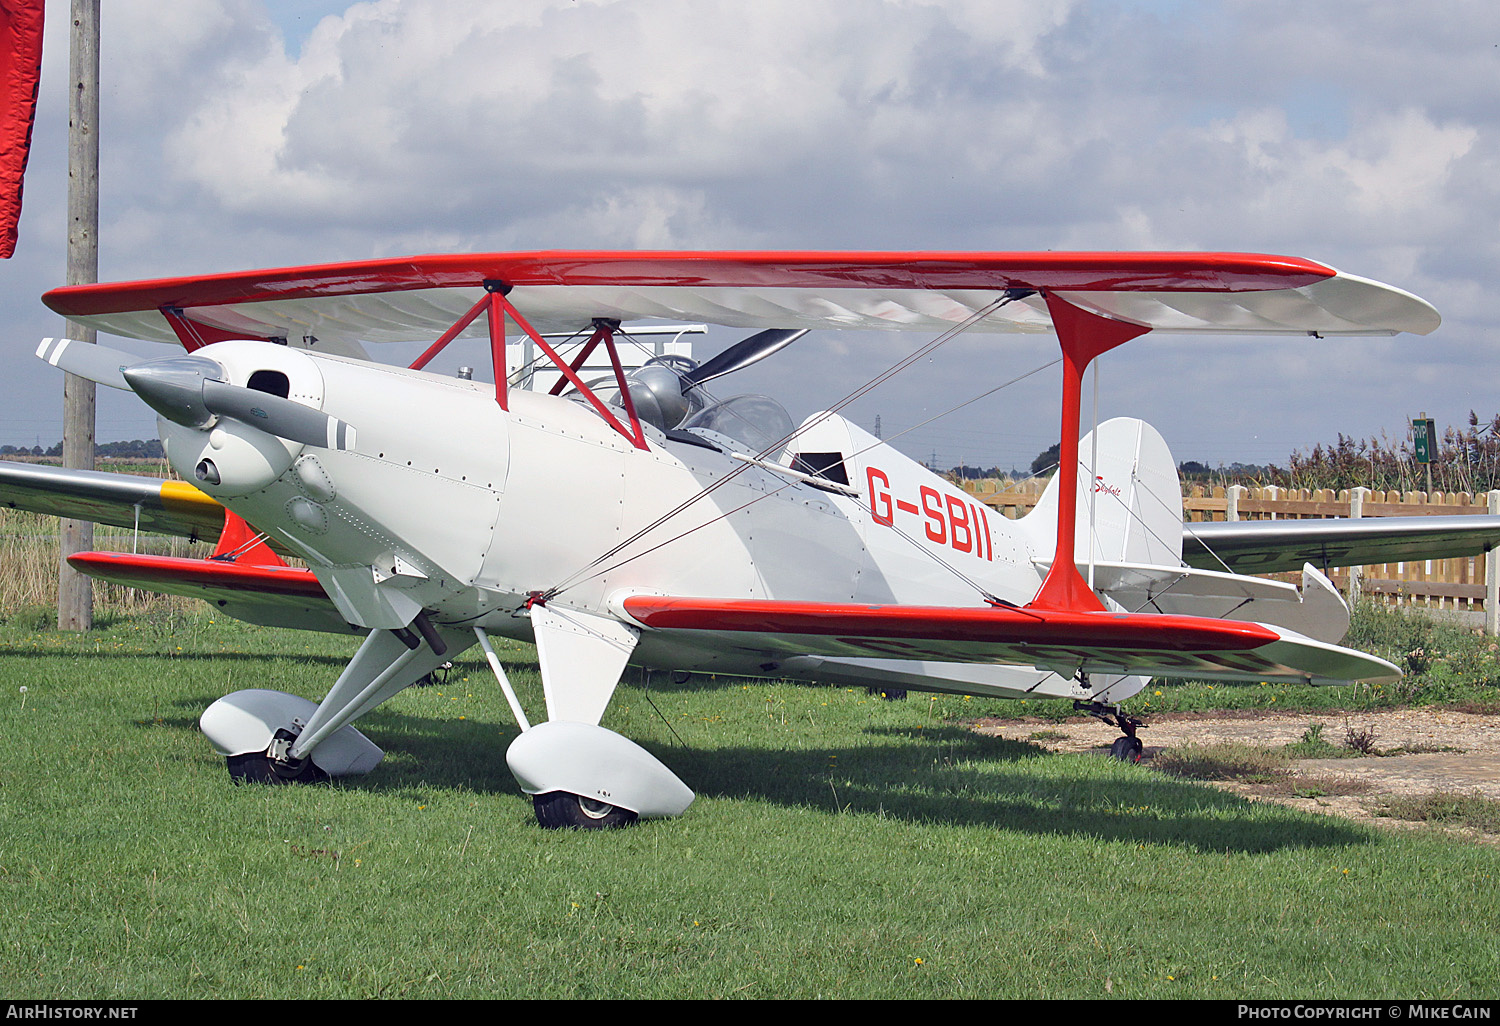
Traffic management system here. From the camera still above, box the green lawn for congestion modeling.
[1,612,1497,999]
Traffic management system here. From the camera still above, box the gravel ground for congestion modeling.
[971,707,1500,841]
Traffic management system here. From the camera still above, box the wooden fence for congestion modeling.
[962,479,1500,626]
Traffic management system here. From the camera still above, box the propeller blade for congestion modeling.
[120,357,356,451]
[35,337,144,391]
[201,380,357,451]
[682,329,807,388]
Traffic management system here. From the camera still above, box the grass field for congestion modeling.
[2,611,1499,999]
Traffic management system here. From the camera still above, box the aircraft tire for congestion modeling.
[226,751,329,785]
[532,790,639,830]
[1109,736,1144,764]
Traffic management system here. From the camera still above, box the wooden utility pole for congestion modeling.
[59,0,99,631]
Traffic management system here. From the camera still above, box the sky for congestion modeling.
[1,0,1497,474]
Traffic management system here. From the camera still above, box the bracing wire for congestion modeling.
[538,292,1028,603]
[547,354,1062,607]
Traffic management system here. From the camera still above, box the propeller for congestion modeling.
[681,328,807,389]
[36,337,355,451]
[602,327,808,433]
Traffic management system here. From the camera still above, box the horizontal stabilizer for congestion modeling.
[1062,559,1350,644]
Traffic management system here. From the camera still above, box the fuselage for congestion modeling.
[158,340,1066,691]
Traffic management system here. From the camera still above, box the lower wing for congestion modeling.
[616,595,1399,685]
[67,551,348,633]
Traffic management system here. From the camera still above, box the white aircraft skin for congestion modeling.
[167,340,1066,688]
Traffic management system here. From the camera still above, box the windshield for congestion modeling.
[681,395,795,457]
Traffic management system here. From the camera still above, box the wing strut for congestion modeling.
[1028,295,1152,612]
[160,307,272,350]
[405,281,650,450]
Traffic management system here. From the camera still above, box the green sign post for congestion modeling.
[1413,416,1436,464]
[1413,414,1436,495]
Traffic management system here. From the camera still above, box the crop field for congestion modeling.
[2,610,1499,999]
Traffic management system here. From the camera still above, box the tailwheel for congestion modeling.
[225,729,329,785]
[1075,699,1147,763]
[532,790,639,830]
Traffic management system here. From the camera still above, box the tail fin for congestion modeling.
[1022,417,1182,568]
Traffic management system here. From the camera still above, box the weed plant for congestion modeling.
[1373,793,1500,834]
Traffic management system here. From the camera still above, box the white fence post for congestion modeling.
[1227,484,1245,522]
[1488,491,1499,636]
[1348,487,1368,605]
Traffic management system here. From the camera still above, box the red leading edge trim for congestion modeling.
[65,552,326,598]
[620,596,1281,651]
[40,251,1339,318]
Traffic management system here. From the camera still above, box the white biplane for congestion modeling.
[11,250,1492,828]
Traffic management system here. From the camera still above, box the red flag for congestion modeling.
[0,0,44,259]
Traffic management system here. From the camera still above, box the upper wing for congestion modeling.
[0,459,224,541]
[1183,516,1500,574]
[617,595,1399,685]
[41,250,1439,346]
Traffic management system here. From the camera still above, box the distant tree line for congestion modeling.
[1,439,165,459]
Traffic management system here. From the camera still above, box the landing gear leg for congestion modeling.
[1074,699,1146,763]
[505,607,694,827]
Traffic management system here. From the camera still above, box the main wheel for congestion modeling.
[532,790,639,830]
[1109,736,1144,763]
[226,751,329,785]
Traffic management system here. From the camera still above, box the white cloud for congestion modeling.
[5,0,1500,466]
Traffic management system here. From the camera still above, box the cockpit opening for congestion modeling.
[247,369,290,398]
